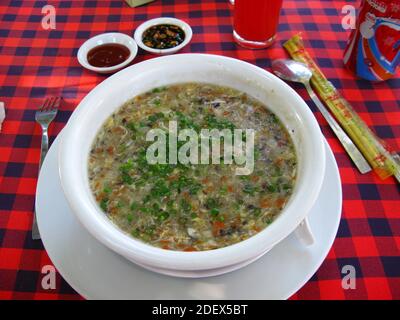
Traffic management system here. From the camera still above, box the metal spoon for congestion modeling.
[271,59,371,174]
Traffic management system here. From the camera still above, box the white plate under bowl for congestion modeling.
[35,133,342,299]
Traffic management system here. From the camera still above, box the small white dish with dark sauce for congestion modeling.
[134,17,193,55]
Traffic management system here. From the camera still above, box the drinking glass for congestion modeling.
[233,0,283,49]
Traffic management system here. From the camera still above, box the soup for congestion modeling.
[88,83,297,251]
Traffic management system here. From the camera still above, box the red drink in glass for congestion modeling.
[233,0,283,49]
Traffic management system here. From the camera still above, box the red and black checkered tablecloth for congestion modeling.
[0,0,399,300]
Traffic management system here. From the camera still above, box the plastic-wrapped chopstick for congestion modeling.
[283,34,400,182]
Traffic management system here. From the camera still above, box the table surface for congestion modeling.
[0,0,399,300]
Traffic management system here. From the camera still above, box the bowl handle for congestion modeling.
[294,218,315,246]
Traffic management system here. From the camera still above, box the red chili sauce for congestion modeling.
[87,43,130,68]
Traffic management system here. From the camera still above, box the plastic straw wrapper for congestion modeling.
[0,102,5,132]
[283,34,400,182]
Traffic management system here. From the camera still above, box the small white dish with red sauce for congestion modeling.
[77,32,138,74]
[134,17,193,55]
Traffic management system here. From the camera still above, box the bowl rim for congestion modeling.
[77,32,138,73]
[134,17,193,55]
[59,53,326,271]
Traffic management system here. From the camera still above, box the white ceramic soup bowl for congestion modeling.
[59,54,325,277]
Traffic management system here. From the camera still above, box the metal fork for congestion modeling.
[32,96,61,240]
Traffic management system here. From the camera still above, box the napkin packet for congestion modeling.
[0,102,5,132]
[125,0,155,7]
